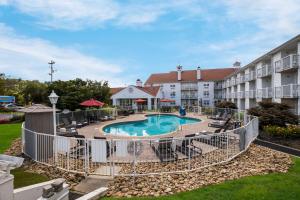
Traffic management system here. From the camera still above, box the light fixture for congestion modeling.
[48,90,59,104]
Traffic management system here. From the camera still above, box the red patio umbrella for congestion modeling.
[80,98,105,107]
[134,99,146,103]
[160,98,176,102]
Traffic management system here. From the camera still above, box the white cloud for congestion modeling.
[0,0,205,29]
[223,0,300,36]
[0,23,130,86]
[1,0,119,30]
[186,0,300,66]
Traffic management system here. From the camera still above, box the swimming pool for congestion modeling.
[103,114,201,136]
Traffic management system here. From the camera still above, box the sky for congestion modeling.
[0,0,299,87]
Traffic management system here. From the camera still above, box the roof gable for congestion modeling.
[110,85,161,99]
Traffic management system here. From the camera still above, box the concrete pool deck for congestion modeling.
[78,112,218,139]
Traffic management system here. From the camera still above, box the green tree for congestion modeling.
[216,101,237,109]
[248,101,298,128]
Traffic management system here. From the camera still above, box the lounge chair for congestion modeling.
[151,138,178,162]
[208,112,227,120]
[94,136,116,157]
[61,118,75,129]
[176,134,202,157]
[208,115,232,128]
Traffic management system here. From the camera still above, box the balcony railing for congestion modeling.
[275,54,300,72]
[238,91,245,98]
[214,84,223,89]
[275,84,300,98]
[257,64,272,78]
[181,85,198,90]
[231,92,237,98]
[245,90,256,98]
[239,75,245,84]
[231,79,236,86]
[214,94,223,99]
[257,87,272,98]
[181,94,198,99]
[249,71,256,81]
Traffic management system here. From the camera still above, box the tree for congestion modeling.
[48,79,111,110]
[216,101,237,109]
[248,101,298,128]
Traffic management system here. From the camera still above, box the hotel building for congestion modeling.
[110,35,300,114]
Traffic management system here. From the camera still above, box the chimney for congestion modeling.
[197,66,201,80]
[233,61,241,68]
[177,65,182,81]
[136,79,142,87]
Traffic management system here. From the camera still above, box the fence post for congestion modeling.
[111,139,115,178]
[133,140,136,176]
[84,139,88,177]
[188,138,191,170]
[34,132,37,161]
[226,132,229,159]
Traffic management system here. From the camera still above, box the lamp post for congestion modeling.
[48,90,59,163]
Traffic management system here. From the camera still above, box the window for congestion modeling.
[203,100,210,106]
[204,83,209,88]
[203,91,209,97]
[170,91,176,98]
[170,84,176,89]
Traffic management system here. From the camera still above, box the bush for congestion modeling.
[0,107,14,113]
[248,101,298,128]
[263,125,300,138]
[216,101,237,109]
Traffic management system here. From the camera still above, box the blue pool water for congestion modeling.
[103,114,200,136]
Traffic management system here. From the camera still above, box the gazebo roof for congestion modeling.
[19,104,60,113]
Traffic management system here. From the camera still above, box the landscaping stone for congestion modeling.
[106,144,292,197]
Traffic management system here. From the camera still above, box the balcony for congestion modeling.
[181,94,198,99]
[214,84,223,89]
[181,85,198,90]
[214,94,223,99]
[238,91,245,98]
[275,54,300,72]
[257,64,272,78]
[257,87,272,98]
[245,90,256,98]
[239,75,245,84]
[249,71,256,81]
[231,79,236,86]
[275,84,300,98]
[231,92,237,99]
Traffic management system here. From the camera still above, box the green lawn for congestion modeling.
[105,157,300,200]
[0,123,50,188]
[11,168,49,189]
[0,123,22,153]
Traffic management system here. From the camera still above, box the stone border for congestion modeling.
[254,139,300,157]
[106,144,292,198]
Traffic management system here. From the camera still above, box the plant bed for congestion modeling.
[259,131,300,150]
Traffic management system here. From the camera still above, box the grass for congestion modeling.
[0,122,50,188]
[0,123,22,153]
[104,157,300,200]
[11,168,49,189]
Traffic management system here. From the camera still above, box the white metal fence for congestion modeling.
[22,107,259,176]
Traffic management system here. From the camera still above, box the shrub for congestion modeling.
[263,125,300,138]
[248,101,298,128]
[216,101,237,109]
[0,107,14,113]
